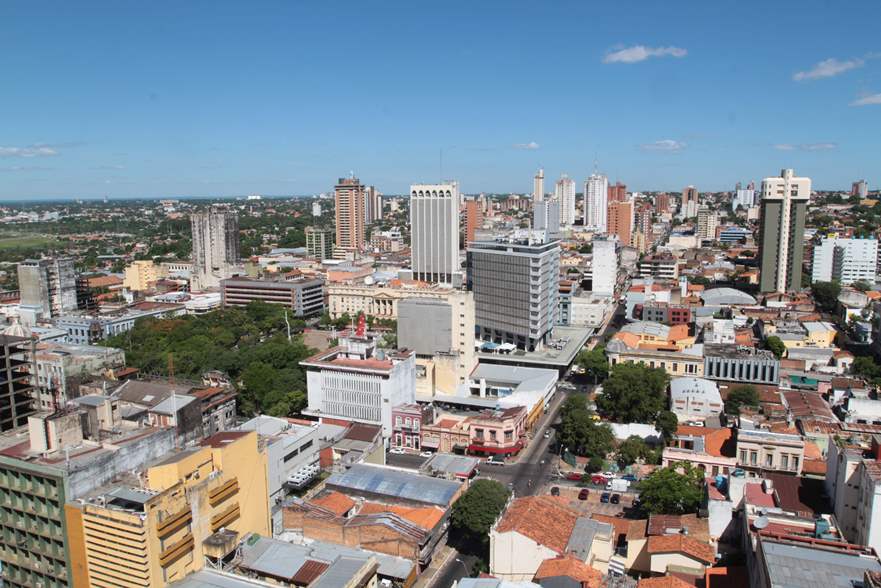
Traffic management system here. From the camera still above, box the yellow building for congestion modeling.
[66,431,270,588]
[123,260,167,292]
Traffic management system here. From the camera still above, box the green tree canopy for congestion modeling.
[725,384,759,415]
[811,280,841,313]
[558,395,615,458]
[654,410,679,443]
[638,465,705,515]
[596,363,670,423]
[450,479,510,558]
[577,346,609,383]
[852,280,873,292]
[617,435,651,467]
[765,335,785,359]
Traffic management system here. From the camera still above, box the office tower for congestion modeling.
[636,204,653,238]
[555,174,576,227]
[734,184,756,210]
[812,237,878,285]
[334,176,367,254]
[655,193,671,214]
[758,168,811,293]
[312,201,322,217]
[533,168,545,204]
[584,173,609,232]
[682,185,699,218]
[697,207,718,241]
[607,200,634,247]
[533,199,561,242]
[591,236,619,297]
[465,198,484,244]
[17,258,78,325]
[410,182,461,284]
[467,238,560,351]
[608,182,627,203]
[852,180,869,198]
[191,208,240,290]
[365,185,383,224]
[305,226,334,260]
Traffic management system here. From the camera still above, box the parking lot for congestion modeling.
[543,480,639,517]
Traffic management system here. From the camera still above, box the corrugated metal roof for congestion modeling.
[326,464,461,506]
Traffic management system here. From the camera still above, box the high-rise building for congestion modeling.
[655,193,671,214]
[555,174,576,227]
[17,258,78,325]
[465,198,484,244]
[533,199,561,242]
[311,201,322,217]
[191,208,240,291]
[533,168,545,204]
[682,185,699,218]
[758,168,811,293]
[335,176,367,253]
[467,238,560,351]
[591,236,619,298]
[697,207,718,241]
[123,260,166,292]
[607,200,634,247]
[812,237,878,285]
[0,334,36,431]
[584,173,609,232]
[305,226,334,260]
[608,182,627,203]
[852,180,869,198]
[410,182,461,284]
[734,186,756,210]
[635,204,653,239]
[365,185,383,224]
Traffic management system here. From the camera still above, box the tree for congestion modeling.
[450,479,510,559]
[655,410,679,443]
[853,280,873,292]
[558,395,615,458]
[765,336,785,359]
[637,465,705,515]
[596,363,670,423]
[586,456,605,473]
[725,384,759,415]
[577,346,609,383]
[811,280,842,313]
[617,436,650,467]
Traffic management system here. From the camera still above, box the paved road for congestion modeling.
[429,552,478,588]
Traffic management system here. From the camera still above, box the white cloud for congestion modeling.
[851,93,881,106]
[773,143,837,151]
[640,139,686,152]
[794,57,864,81]
[603,45,687,64]
[513,141,540,150]
[0,145,59,158]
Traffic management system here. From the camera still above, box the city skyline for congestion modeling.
[2,1,880,200]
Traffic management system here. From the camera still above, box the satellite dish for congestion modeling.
[754,516,770,530]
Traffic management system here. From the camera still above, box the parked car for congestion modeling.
[419,451,433,458]
[591,474,609,485]
[621,474,638,482]
[606,479,630,492]
[566,472,583,481]
[600,492,611,503]
[543,430,551,439]
[551,486,560,496]
[486,456,505,466]
[578,488,590,500]
[389,447,405,455]
[610,493,621,504]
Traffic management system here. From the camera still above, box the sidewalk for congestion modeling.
[414,544,457,588]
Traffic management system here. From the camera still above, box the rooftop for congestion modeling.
[325,464,461,507]
[760,536,881,588]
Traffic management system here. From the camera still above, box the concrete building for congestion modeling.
[305,226,334,260]
[191,208,241,290]
[736,428,805,475]
[758,168,811,293]
[682,186,699,218]
[365,184,382,224]
[55,302,184,345]
[669,377,723,422]
[67,430,271,588]
[302,330,416,437]
[655,193,671,214]
[638,255,679,280]
[533,199,561,242]
[17,258,78,325]
[607,200,633,247]
[555,174,576,227]
[311,201,322,217]
[608,182,627,203]
[29,342,125,410]
[533,168,544,204]
[591,236,619,298]
[467,238,560,351]
[410,183,461,285]
[327,280,468,321]
[697,207,718,242]
[465,199,484,244]
[220,276,325,317]
[853,180,870,198]
[0,414,177,588]
[812,236,878,285]
[703,344,779,385]
[0,334,37,432]
[123,260,167,292]
[734,187,756,210]
[584,173,608,232]
[335,176,367,253]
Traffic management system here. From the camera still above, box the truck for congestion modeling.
[606,478,630,492]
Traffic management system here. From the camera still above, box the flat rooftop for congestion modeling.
[477,325,592,371]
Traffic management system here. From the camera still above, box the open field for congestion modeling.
[0,234,58,250]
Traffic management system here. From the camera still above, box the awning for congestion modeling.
[467,440,524,455]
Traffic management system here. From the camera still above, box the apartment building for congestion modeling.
[736,428,805,476]
[220,276,325,317]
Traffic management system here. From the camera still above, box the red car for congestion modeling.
[591,474,609,485]
[578,488,590,500]
[566,472,583,481]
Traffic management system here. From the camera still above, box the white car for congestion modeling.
[420,451,433,458]
[389,447,405,455]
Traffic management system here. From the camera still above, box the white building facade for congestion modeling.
[555,174,576,227]
[812,237,878,285]
[410,182,461,285]
[591,236,619,298]
[584,173,609,232]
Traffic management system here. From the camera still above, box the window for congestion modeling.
[791,456,799,471]
[765,453,773,467]
[504,430,513,442]
[781,455,788,470]
[489,430,497,441]
[395,416,402,427]
[750,451,758,465]
[740,450,747,463]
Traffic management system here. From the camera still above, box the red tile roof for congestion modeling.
[495,496,581,554]
[646,535,715,564]
[533,555,603,587]
[311,491,356,516]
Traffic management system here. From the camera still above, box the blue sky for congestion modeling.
[1,1,880,200]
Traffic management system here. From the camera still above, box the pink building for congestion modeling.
[467,406,527,457]
[392,403,434,453]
